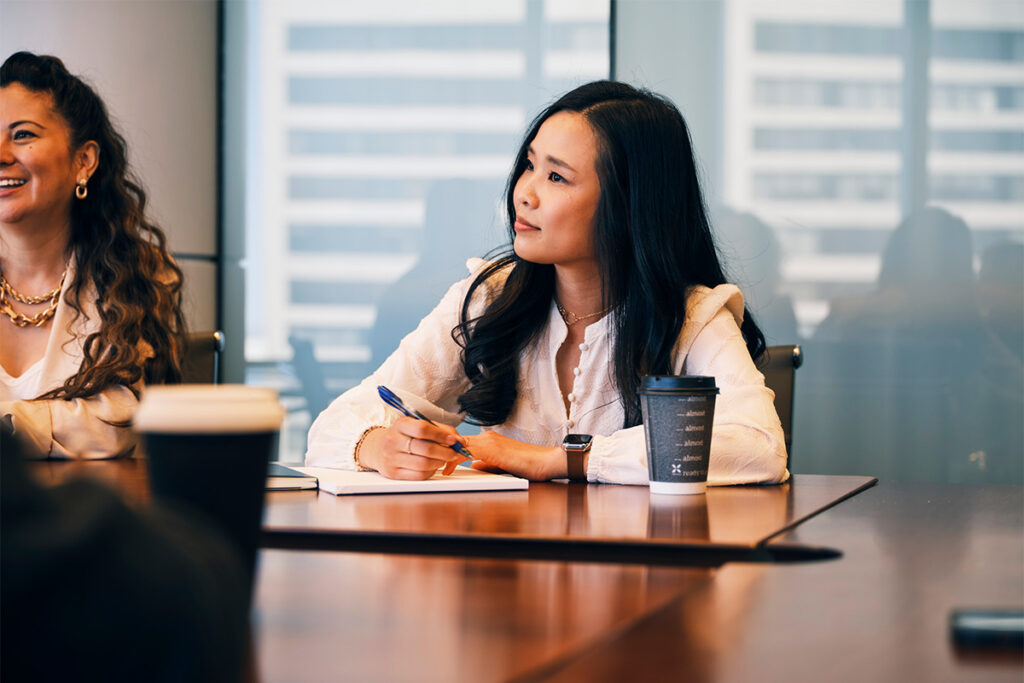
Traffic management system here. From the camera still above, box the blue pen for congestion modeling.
[377,385,473,459]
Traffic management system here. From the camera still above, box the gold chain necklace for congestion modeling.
[556,301,611,327]
[0,263,69,328]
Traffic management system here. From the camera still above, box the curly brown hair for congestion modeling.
[1,51,186,399]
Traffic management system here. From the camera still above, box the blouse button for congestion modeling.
[567,393,577,403]
[566,420,575,429]
[579,343,589,352]
[573,367,581,377]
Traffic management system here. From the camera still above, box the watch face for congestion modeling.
[564,434,593,448]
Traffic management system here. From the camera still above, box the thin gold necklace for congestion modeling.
[556,300,611,327]
[0,262,69,328]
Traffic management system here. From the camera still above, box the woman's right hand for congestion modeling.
[356,417,467,480]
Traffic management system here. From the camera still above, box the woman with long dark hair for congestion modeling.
[307,81,788,485]
[0,52,185,458]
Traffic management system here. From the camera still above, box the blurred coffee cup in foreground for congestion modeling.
[134,385,284,599]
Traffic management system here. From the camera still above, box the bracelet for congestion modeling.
[353,425,385,472]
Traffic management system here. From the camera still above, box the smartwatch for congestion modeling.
[562,434,592,482]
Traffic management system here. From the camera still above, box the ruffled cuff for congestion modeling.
[588,427,649,485]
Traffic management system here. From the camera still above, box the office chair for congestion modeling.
[182,330,225,384]
[761,344,803,465]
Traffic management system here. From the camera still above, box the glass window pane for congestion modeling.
[716,0,1023,483]
[226,1,610,462]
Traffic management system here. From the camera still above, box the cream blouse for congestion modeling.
[0,258,142,459]
[306,260,789,486]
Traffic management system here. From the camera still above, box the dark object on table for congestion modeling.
[951,609,1024,649]
[267,461,318,490]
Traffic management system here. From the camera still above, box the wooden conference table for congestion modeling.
[32,461,1022,682]
[32,459,875,565]
[261,472,874,565]
[256,479,1023,682]
[542,481,1024,682]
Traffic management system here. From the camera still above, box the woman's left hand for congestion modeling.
[463,430,567,481]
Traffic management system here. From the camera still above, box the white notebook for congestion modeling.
[293,466,529,496]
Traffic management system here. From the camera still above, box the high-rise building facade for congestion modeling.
[240,1,610,457]
[723,0,1022,336]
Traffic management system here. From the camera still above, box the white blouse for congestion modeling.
[306,260,789,486]
[0,357,44,402]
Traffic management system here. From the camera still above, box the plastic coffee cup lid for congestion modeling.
[639,375,718,393]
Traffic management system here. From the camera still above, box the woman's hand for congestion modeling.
[358,417,468,480]
[464,430,567,481]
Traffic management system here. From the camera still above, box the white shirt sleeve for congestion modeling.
[684,308,790,485]
[587,286,789,486]
[305,275,477,469]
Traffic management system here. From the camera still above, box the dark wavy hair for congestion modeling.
[1,52,185,399]
[454,81,765,428]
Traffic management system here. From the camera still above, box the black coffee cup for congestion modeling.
[134,385,284,602]
[639,376,718,494]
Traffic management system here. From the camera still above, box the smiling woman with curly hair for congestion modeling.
[0,51,186,458]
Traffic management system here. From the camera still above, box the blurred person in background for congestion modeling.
[978,240,1023,364]
[808,207,1020,482]
[713,207,799,345]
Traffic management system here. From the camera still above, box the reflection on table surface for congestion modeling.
[254,549,711,683]
[545,483,1024,682]
[264,473,874,547]
[29,460,875,551]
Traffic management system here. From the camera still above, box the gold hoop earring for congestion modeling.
[75,180,88,200]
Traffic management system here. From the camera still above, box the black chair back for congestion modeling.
[761,344,803,465]
[182,331,225,384]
